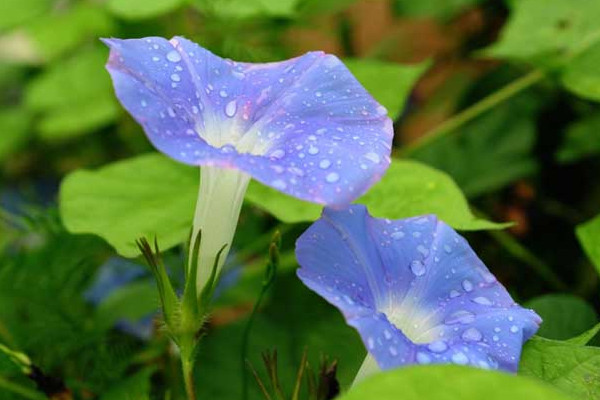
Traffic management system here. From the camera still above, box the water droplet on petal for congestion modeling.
[319,159,331,169]
[462,328,483,342]
[443,244,452,253]
[166,50,181,62]
[364,152,381,164]
[428,341,448,353]
[367,337,375,350]
[326,172,339,183]
[462,280,473,292]
[472,297,493,306]
[271,179,287,190]
[510,325,519,333]
[270,149,285,159]
[391,231,405,240]
[416,352,431,364]
[383,329,392,340]
[417,245,429,257]
[449,290,461,298]
[451,352,469,365]
[225,100,237,117]
[389,346,398,356]
[219,90,228,98]
[170,73,181,82]
[410,260,426,276]
[445,310,476,325]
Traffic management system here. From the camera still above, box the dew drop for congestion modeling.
[367,337,375,350]
[166,50,181,62]
[451,352,469,365]
[271,179,287,190]
[462,328,483,342]
[270,149,285,159]
[417,245,429,257]
[389,346,398,357]
[445,310,476,325]
[308,146,319,155]
[383,329,392,340]
[416,352,431,364]
[319,159,331,169]
[219,90,228,98]
[449,290,461,298]
[428,341,448,353]
[225,100,237,117]
[391,231,405,240]
[364,152,381,164]
[510,325,519,333]
[462,280,474,292]
[326,172,340,183]
[443,244,452,253]
[410,260,426,277]
[472,296,493,306]
[170,73,181,82]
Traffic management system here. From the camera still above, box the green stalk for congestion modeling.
[181,357,197,400]
[399,69,545,157]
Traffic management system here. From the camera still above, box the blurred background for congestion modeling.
[1,0,599,399]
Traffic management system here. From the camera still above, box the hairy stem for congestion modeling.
[182,358,197,400]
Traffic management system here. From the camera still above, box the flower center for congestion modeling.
[380,301,441,344]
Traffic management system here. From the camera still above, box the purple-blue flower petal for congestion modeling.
[296,205,541,372]
[103,36,392,205]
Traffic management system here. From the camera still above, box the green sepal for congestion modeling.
[136,237,180,333]
[181,230,202,332]
[198,243,228,314]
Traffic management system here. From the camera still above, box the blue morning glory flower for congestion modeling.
[103,37,392,291]
[295,205,541,376]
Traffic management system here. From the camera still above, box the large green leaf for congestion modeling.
[344,59,427,120]
[24,46,118,139]
[107,0,186,20]
[556,113,600,163]
[340,365,573,400]
[485,0,600,66]
[247,158,507,229]
[525,294,598,340]
[520,336,600,400]
[576,213,600,276]
[562,43,600,102]
[60,154,198,257]
[412,90,539,197]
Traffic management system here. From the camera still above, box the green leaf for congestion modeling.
[246,158,507,229]
[412,90,539,197]
[484,0,600,66]
[194,0,299,19]
[525,294,598,340]
[359,159,507,230]
[567,323,600,346]
[245,181,321,223]
[60,153,198,257]
[556,113,600,163]
[344,59,428,120]
[576,213,600,276]
[25,46,118,139]
[0,0,50,30]
[520,336,600,400]
[341,365,573,400]
[107,0,186,20]
[0,108,31,161]
[94,280,158,331]
[562,42,600,101]
[26,3,116,62]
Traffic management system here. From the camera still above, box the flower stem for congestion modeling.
[399,69,545,157]
[182,358,198,400]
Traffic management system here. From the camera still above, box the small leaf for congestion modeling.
[576,213,600,276]
[520,336,600,400]
[562,42,600,102]
[194,0,300,19]
[556,114,600,163]
[60,153,198,257]
[525,294,598,340]
[567,323,600,346]
[340,365,574,400]
[344,59,428,120]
